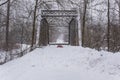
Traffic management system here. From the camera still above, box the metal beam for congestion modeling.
[41,10,78,17]
[42,15,77,17]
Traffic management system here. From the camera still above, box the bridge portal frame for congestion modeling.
[39,10,79,46]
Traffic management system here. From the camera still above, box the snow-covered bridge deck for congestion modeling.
[0,46,120,80]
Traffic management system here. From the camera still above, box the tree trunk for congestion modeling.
[31,0,38,51]
[82,0,87,47]
[107,0,110,51]
[6,0,10,51]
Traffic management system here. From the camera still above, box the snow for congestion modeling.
[49,34,69,44]
[0,46,120,80]
[56,34,64,43]
[0,51,6,64]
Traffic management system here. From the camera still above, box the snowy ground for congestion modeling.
[0,46,120,80]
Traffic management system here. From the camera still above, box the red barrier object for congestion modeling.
[57,45,63,48]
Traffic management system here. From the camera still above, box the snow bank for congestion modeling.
[0,46,120,80]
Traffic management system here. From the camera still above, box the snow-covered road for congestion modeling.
[0,46,120,80]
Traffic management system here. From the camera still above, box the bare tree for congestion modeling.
[107,0,110,51]
[82,0,88,47]
[5,0,10,51]
[31,0,38,51]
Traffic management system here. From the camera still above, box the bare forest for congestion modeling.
[0,0,120,63]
